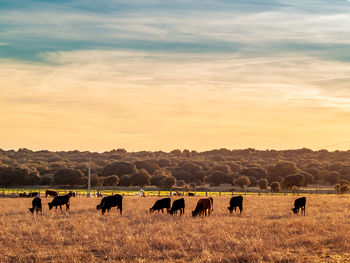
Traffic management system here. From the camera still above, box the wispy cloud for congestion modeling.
[1,50,350,150]
[1,0,350,151]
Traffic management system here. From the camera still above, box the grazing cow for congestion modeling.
[150,198,171,213]
[29,197,42,214]
[48,195,70,211]
[19,192,38,197]
[227,196,243,214]
[45,190,58,198]
[188,192,195,196]
[96,194,123,215]
[292,197,306,216]
[192,198,213,217]
[168,198,185,215]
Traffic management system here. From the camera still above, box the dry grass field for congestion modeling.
[0,195,349,263]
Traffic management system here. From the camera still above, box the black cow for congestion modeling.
[168,198,185,215]
[188,192,195,196]
[46,190,58,198]
[292,197,306,216]
[150,198,171,213]
[96,194,123,215]
[29,197,42,214]
[19,192,38,198]
[227,196,243,214]
[48,195,70,211]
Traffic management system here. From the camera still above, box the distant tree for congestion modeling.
[102,162,137,177]
[267,161,298,183]
[258,178,268,189]
[170,149,182,156]
[281,174,305,190]
[134,160,160,174]
[25,171,41,185]
[239,167,267,180]
[119,174,132,187]
[150,174,167,187]
[335,179,349,194]
[204,171,227,186]
[233,176,251,189]
[161,176,176,190]
[53,168,86,186]
[157,159,171,167]
[225,162,242,172]
[301,172,314,186]
[177,179,186,187]
[0,167,28,186]
[103,175,119,186]
[207,164,231,177]
[291,186,299,195]
[131,169,151,187]
[248,176,257,187]
[90,174,102,187]
[40,174,53,185]
[270,181,280,193]
[324,171,340,185]
[328,162,343,172]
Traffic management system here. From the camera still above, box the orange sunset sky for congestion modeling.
[1,1,350,152]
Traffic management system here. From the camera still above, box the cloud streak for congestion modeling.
[1,0,350,151]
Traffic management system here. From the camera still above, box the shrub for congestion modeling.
[335,179,349,194]
[119,174,132,186]
[131,169,151,187]
[258,178,268,189]
[281,174,305,190]
[270,182,280,193]
[103,175,119,186]
[233,176,251,189]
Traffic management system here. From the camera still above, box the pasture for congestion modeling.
[0,195,349,262]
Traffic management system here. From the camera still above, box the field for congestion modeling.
[0,195,349,263]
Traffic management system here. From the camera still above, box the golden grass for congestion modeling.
[0,195,349,263]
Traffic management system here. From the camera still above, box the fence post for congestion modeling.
[158,191,160,197]
[219,192,221,197]
[206,191,207,197]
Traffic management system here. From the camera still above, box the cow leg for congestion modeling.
[161,209,164,213]
[60,205,62,211]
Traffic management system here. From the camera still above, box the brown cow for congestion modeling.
[192,198,212,217]
[45,190,58,198]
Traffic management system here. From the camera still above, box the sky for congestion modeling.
[1,0,350,152]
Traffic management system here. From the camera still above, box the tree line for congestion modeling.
[0,148,349,193]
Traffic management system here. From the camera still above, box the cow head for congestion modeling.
[48,202,53,210]
[192,210,198,217]
[227,206,233,213]
[29,208,34,213]
[291,207,299,214]
[96,204,101,210]
[149,208,154,213]
[167,209,173,215]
